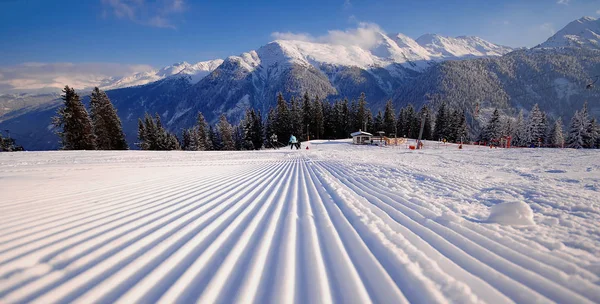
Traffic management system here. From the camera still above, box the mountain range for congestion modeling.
[1,16,599,150]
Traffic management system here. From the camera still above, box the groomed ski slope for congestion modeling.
[1,140,599,304]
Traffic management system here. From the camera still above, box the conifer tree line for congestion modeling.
[52,86,128,150]
[0,132,24,152]
[51,86,599,151]
[478,102,600,149]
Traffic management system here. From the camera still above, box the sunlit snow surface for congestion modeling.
[1,140,599,304]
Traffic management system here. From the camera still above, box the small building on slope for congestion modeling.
[351,130,373,145]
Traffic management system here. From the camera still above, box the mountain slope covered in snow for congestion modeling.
[539,16,600,49]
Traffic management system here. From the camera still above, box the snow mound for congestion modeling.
[487,201,535,226]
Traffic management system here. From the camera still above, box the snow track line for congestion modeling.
[0,162,269,246]
[317,161,593,304]
[303,160,408,304]
[324,161,600,302]
[2,148,599,304]
[0,162,279,267]
[3,160,289,303]
[0,162,263,232]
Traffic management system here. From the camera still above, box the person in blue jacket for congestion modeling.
[289,135,300,149]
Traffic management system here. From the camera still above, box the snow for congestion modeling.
[239,32,512,77]
[487,201,535,226]
[1,140,599,303]
[416,34,513,59]
[539,16,600,49]
[99,59,224,90]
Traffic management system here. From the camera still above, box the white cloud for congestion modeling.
[271,22,385,49]
[343,0,352,9]
[101,0,186,29]
[0,62,154,93]
[597,9,600,15]
[540,23,555,35]
[557,0,570,5]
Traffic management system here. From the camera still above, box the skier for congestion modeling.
[289,135,299,150]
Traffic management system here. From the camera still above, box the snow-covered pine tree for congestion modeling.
[312,95,324,139]
[209,125,220,150]
[154,113,169,150]
[586,118,599,148]
[512,110,527,147]
[502,117,515,140]
[166,133,180,150]
[196,112,210,151]
[481,108,502,143]
[340,98,350,138]
[526,104,548,147]
[433,102,448,141]
[374,111,384,133]
[52,86,96,150]
[302,92,312,140]
[383,100,396,136]
[396,107,406,137]
[405,104,418,138]
[89,87,128,150]
[181,129,192,150]
[290,97,304,140]
[550,118,565,148]
[446,110,461,142]
[322,101,335,139]
[137,118,149,150]
[218,114,235,150]
[455,111,469,143]
[567,110,585,149]
[356,93,369,132]
[274,93,292,141]
[233,123,244,150]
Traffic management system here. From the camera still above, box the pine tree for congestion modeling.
[396,107,406,137]
[341,98,350,137]
[405,104,419,138]
[322,101,335,139]
[374,111,384,133]
[312,96,324,139]
[290,97,304,141]
[137,118,149,150]
[52,86,96,150]
[356,93,369,132]
[218,114,235,150]
[89,87,128,150]
[242,109,264,150]
[274,93,292,141]
[586,118,599,148]
[513,110,527,147]
[182,129,193,150]
[526,104,547,147]
[481,108,502,143]
[455,111,469,143]
[383,100,396,136]
[433,102,448,140]
[567,110,585,149]
[419,106,433,140]
[550,118,565,148]
[196,112,210,151]
[154,113,168,150]
[302,92,312,140]
[209,125,221,150]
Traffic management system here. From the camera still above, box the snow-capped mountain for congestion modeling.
[97,59,224,90]
[5,16,600,151]
[227,32,511,74]
[539,16,600,49]
[416,34,514,59]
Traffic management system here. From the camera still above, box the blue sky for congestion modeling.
[0,0,598,80]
